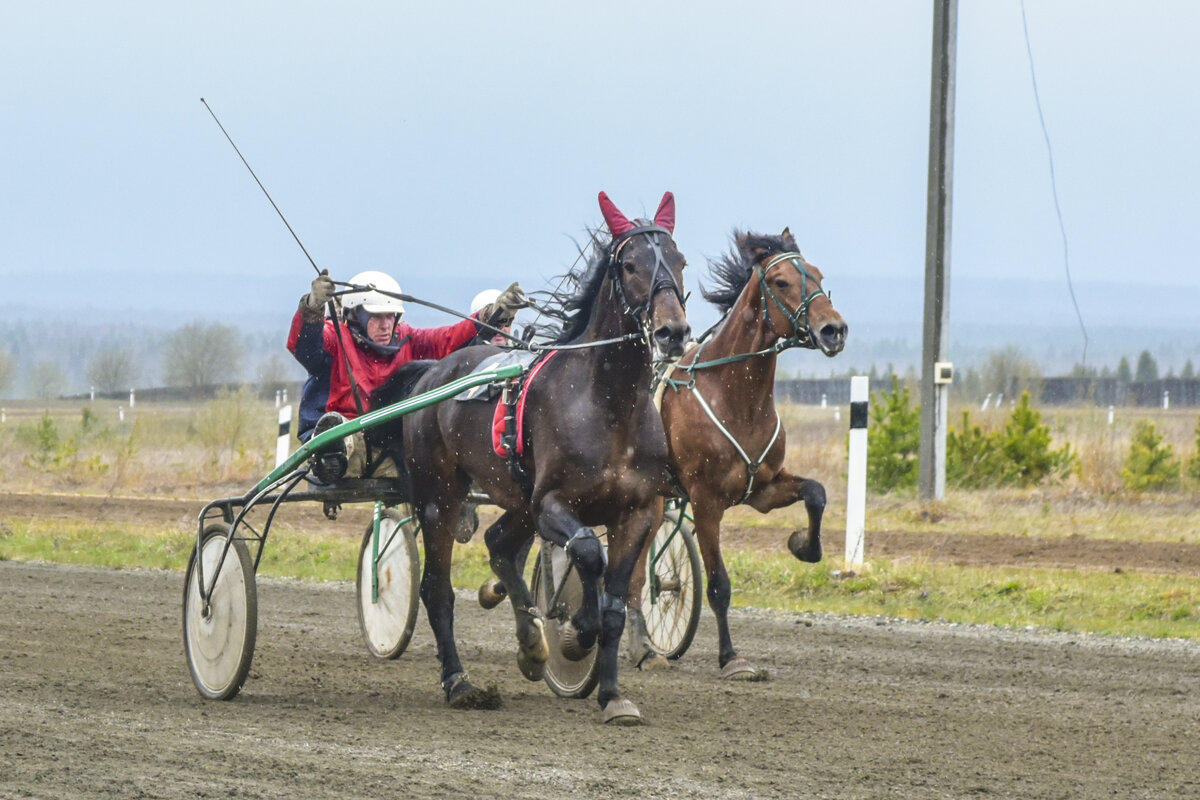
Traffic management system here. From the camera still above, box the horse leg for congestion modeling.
[478,533,534,609]
[483,510,548,681]
[592,504,661,725]
[418,498,501,710]
[532,491,605,662]
[623,530,670,670]
[745,469,826,563]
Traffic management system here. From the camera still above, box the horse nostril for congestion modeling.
[655,323,689,345]
[821,323,846,343]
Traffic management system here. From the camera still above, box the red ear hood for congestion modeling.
[653,191,675,234]
[598,191,634,237]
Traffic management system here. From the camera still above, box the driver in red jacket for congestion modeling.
[288,269,524,479]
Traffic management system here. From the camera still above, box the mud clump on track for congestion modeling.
[2,560,1199,799]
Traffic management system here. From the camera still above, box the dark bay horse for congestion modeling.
[393,192,689,724]
[627,228,846,679]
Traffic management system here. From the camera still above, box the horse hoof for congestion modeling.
[788,529,823,563]
[602,697,644,726]
[446,678,503,710]
[478,579,507,610]
[517,647,545,682]
[721,657,768,681]
[637,652,672,672]
[558,620,594,662]
[521,616,549,663]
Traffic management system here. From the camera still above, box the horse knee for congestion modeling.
[803,480,827,513]
[707,574,731,612]
[565,527,605,577]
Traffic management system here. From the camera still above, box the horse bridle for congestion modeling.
[609,224,687,340]
[758,251,826,349]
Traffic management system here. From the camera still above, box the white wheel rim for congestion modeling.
[358,516,415,655]
[186,536,249,695]
[642,520,694,652]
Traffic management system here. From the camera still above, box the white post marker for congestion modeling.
[90,386,95,402]
[1,408,5,424]
[1108,405,1115,425]
[821,392,827,409]
[274,389,281,409]
[275,404,293,467]
[981,393,991,411]
[129,388,135,409]
[1163,391,1170,410]
[118,406,125,422]
[282,388,288,404]
[845,376,869,568]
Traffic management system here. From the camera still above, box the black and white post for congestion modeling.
[845,376,869,567]
[275,404,292,467]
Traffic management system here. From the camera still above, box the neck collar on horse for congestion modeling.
[757,251,825,350]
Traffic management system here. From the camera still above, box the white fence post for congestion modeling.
[129,389,135,409]
[275,405,293,467]
[845,376,869,568]
[118,406,125,422]
[1163,391,1170,410]
[1107,405,1115,426]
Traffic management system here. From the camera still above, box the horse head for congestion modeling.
[599,191,691,358]
[740,228,847,356]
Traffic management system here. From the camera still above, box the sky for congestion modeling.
[3,1,1199,356]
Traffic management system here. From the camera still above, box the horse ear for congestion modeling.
[781,226,797,249]
[654,191,676,234]
[598,191,634,237]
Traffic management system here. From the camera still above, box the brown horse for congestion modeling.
[391,192,689,724]
[626,228,847,679]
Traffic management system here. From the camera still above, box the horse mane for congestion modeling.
[370,359,437,409]
[525,226,614,346]
[702,230,795,313]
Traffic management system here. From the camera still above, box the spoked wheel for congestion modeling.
[356,505,421,659]
[531,542,600,699]
[183,522,257,700]
[640,508,703,660]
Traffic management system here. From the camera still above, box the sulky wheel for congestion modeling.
[639,509,703,660]
[183,522,258,700]
[532,542,600,699]
[356,505,421,659]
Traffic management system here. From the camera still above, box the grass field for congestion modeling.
[1,393,1198,641]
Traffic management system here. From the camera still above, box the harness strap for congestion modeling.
[688,383,782,504]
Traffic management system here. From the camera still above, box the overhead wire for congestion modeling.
[1019,0,1089,366]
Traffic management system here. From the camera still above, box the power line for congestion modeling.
[1020,0,1089,365]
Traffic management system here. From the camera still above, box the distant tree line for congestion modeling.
[776,347,1200,408]
[0,321,303,401]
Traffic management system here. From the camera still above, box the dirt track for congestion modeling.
[1,559,1199,799]
[3,491,1200,798]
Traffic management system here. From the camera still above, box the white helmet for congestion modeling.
[344,270,405,315]
[470,288,502,315]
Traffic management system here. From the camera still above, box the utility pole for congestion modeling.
[919,0,957,502]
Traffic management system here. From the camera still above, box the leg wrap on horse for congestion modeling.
[565,526,606,575]
[600,591,627,644]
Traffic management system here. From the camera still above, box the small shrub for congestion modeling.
[946,410,1008,489]
[999,392,1075,486]
[865,375,919,492]
[1121,420,1180,491]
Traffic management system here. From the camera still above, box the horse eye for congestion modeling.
[774,279,790,289]
[622,261,636,274]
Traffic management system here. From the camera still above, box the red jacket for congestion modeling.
[288,309,479,418]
